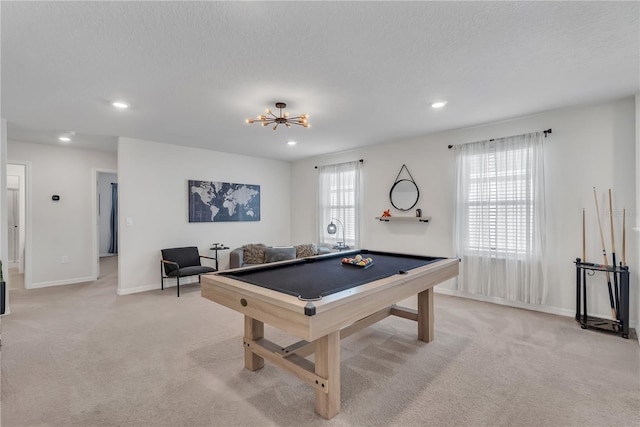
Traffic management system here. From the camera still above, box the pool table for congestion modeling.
[201,249,459,419]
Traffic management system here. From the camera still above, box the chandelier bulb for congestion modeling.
[265,108,271,114]
[246,119,254,124]
[262,122,269,127]
[273,124,278,130]
[284,112,290,118]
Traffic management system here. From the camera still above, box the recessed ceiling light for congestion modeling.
[431,101,447,109]
[287,141,297,146]
[112,101,129,109]
[58,136,71,142]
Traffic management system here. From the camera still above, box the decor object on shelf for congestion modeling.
[381,209,391,217]
[390,164,419,211]
[246,102,310,130]
[327,218,349,250]
[189,180,260,223]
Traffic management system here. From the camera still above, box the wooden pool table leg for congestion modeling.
[417,288,434,343]
[244,315,264,371]
[314,330,340,419]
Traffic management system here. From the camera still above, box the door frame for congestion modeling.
[7,161,32,289]
[7,187,19,266]
[92,168,118,282]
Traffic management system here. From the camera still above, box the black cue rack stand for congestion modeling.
[575,258,630,339]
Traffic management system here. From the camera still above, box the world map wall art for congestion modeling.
[188,180,261,222]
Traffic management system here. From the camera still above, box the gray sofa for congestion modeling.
[229,243,331,269]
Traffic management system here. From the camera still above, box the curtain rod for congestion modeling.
[447,128,552,149]
[314,159,364,169]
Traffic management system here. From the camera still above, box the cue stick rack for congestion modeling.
[574,259,630,339]
[576,194,631,339]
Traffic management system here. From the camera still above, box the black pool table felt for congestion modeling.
[219,251,443,301]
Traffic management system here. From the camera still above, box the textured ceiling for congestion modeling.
[2,1,638,161]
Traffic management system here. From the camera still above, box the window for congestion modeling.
[453,131,547,304]
[465,146,533,256]
[318,160,362,248]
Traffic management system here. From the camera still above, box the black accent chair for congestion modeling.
[160,247,217,297]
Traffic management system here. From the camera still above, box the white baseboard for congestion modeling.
[30,276,96,289]
[435,287,637,330]
[116,276,200,295]
[436,287,581,318]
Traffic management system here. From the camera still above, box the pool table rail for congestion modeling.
[201,256,458,342]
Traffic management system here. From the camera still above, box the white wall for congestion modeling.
[7,140,117,288]
[117,137,291,295]
[291,97,637,325]
[98,172,118,256]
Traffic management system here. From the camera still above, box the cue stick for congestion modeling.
[608,189,617,264]
[622,208,626,266]
[593,187,617,320]
[608,189,620,319]
[582,208,586,262]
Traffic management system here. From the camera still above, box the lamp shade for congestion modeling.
[327,222,337,234]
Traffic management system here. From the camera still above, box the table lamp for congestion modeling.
[327,218,349,250]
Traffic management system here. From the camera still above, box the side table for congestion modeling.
[210,244,230,270]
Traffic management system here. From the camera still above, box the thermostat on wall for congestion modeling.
[52,195,60,201]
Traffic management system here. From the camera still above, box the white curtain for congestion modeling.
[318,160,363,248]
[453,131,547,304]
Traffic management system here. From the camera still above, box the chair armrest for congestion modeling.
[199,255,219,270]
[229,248,244,269]
[161,259,180,277]
[161,259,179,267]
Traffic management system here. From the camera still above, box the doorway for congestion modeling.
[7,163,27,290]
[7,188,18,265]
[96,171,118,279]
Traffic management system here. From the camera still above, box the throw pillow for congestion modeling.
[264,246,296,263]
[243,243,267,264]
[295,243,316,258]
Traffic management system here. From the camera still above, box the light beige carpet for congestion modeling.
[2,256,638,426]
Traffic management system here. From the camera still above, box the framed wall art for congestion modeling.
[188,180,260,222]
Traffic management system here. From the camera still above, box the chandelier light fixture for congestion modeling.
[246,102,310,130]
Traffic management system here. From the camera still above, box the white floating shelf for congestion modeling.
[375,216,431,223]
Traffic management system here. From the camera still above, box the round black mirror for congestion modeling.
[390,179,419,211]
